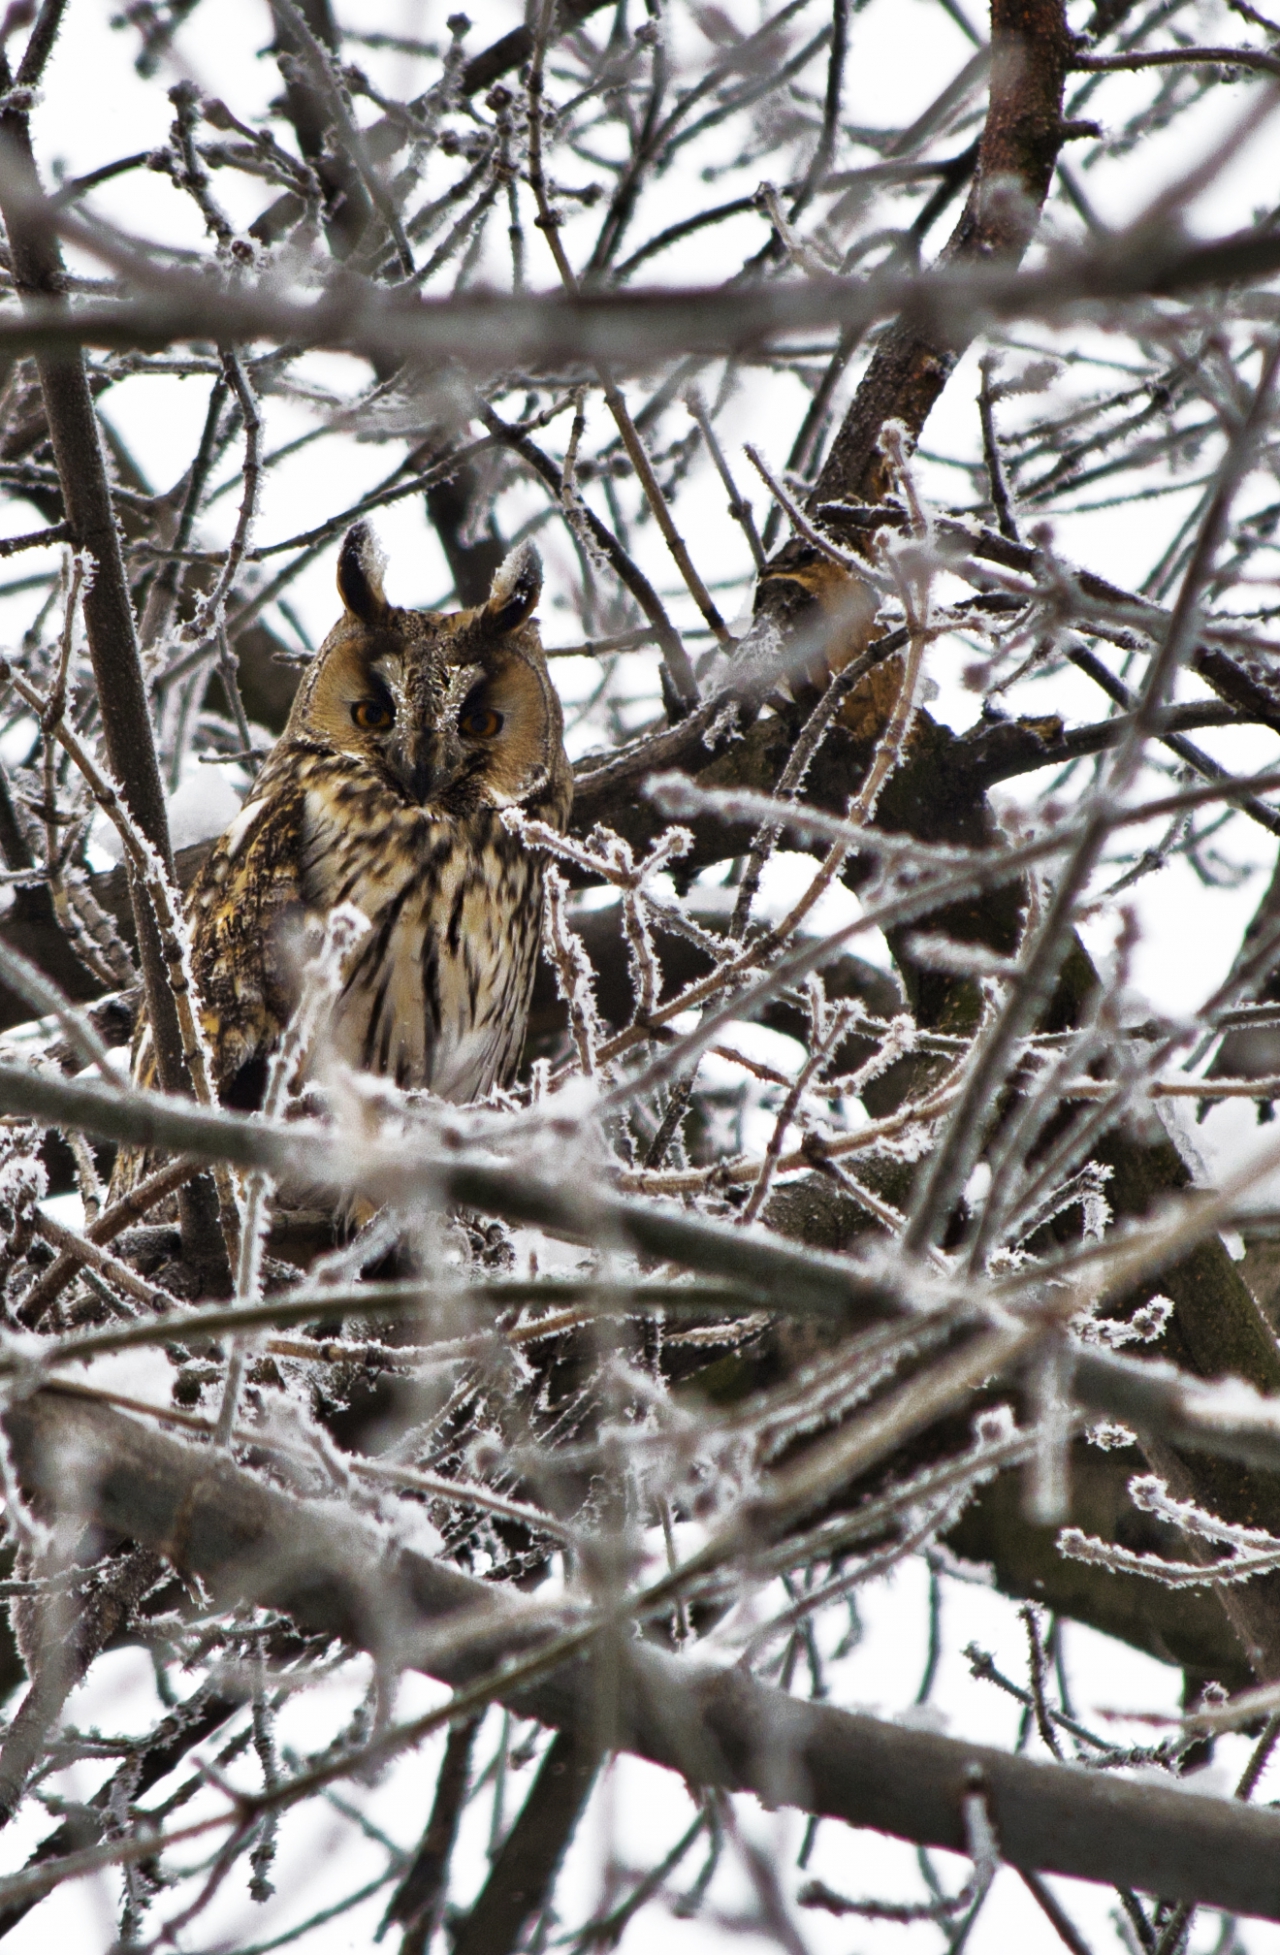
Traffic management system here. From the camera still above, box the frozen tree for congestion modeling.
[4,0,1280,1949]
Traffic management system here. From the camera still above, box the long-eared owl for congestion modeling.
[131,522,572,1135]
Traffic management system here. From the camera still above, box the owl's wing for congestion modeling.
[186,767,311,1111]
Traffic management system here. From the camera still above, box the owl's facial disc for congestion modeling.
[457,650,556,805]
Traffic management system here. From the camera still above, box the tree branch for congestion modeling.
[0,39,225,1275]
[450,1727,600,1955]
[382,1715,479,1952]
[10,1386,1280,1922]
[811,0,1073,511]
[10,224,1280,377]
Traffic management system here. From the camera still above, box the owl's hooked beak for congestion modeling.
[388,726,463,805]
[384,660,485,804]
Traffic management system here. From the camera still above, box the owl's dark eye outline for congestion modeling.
[352,698,394,732]
[460,704,503,739]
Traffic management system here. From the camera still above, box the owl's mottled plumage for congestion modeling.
[137,523,572,1131]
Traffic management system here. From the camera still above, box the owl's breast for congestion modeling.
[303,784,543,1100]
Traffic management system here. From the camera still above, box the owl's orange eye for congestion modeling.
[352,699,394,731]
[460,706,503,739]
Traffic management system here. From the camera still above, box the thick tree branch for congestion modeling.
[676,0,1280,1692]
[7,1064,1280,1500]
[9,224,1280,377]
[10,1387,1280,1922]
[811,0,1073,511]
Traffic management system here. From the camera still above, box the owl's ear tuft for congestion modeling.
[337,522,388,625]
[485,541,542,634]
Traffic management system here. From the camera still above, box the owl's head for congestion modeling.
[289,522,571,821]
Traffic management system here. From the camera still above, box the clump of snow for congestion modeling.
[89,759,251,866]
[167,763,248,851]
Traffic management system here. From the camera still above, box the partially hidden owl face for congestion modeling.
[290,522,571,817]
